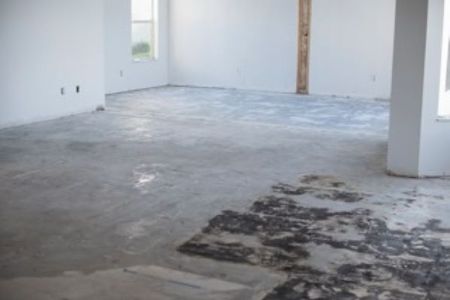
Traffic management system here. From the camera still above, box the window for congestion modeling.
[446,39,450,93]
[131,0,158,61]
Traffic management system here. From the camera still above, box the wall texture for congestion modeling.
[169,0,396,99]
[0,0,105,129]
[169,0,299,93]
[310,0,396,99]
[104,0,169,94]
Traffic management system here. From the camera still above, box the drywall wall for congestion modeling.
[388,0,450,177]
[387,0,428,176]
[309,0,396,99]
[169,0,299,93]
[104,0,169,94]
[417,0,450,176]
[169,0,396,98]
[0,0,105,129]
[438,0,450,116]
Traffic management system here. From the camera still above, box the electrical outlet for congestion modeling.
[120,70,124,77]
[76,86,80,93]
[60,87,65,95]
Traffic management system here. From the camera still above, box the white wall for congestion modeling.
[388,0,450,177]
[169,0,299,93]
[387,0,428,176]
[309,0,396,99]
[438,0,450,116]
[0,0,105,129]
[0,0,397,129]
[418,0,450,176]
[168,0,396,99]
[104,0,169,94]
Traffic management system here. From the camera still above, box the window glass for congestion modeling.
[131,0,156,61]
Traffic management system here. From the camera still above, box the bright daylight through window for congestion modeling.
[131,0,157,61]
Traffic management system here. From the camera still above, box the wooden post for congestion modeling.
[297,0,311,94]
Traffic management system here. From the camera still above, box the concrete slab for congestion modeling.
[0,86,448,299]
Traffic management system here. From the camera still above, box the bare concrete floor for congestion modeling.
[0,87,449,299]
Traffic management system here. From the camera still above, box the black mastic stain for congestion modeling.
[178,175,450,299]
[424,219,450,233]
[300,175,347,188]
[263,268,430,300]
[178,237,255,265]
[272,183,309,196]
[316,190,366,203]
[272,183,367,203]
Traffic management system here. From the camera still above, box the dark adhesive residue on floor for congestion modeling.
[178,175,450,300]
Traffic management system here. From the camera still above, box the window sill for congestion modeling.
[436,116,450,122]
[132,58,158,63]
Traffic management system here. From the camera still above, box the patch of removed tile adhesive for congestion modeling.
[0,265,250,300]
[178,174,450,300]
